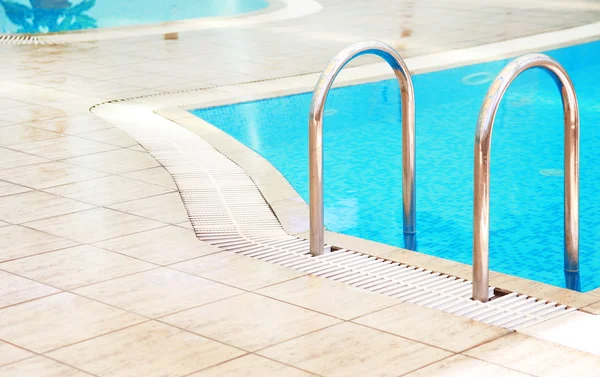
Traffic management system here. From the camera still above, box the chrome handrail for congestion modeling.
[473,53,580,302]
[308,40,416,256]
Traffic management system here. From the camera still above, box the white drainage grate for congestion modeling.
[93,100,575,330]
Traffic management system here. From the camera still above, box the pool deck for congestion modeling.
[2,0,600,376]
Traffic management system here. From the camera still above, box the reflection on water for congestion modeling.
[0,0,269,34]
[0,0,97,33]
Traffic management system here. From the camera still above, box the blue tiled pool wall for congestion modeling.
[193,40,600,291]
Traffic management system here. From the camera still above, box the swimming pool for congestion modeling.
[0,0,268,34]
[192,40,600,292]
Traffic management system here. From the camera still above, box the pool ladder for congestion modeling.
[307,40,417,256]
[307,42,581,302]
[472,54,581,301]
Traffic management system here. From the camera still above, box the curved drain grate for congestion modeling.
[92,100,575,330]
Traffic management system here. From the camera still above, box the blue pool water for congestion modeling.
[0,0,268,34]
[192,40,600,292]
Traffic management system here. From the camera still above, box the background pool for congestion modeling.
[193,40,600,292]
[0,0,268,34]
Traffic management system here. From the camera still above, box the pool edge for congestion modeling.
[157,105,600,311]
[0,0,322,44]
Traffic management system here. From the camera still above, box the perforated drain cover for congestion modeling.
[93,100,575,331]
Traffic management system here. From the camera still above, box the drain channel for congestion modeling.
[93,101,575,331]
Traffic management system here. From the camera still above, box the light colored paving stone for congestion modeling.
[0,125,62,146]
[0,105,63,125]
[94,226,219,265]
[521,311,600,356]
[0,292,144,353]
[581,300,600,315]
[0,341,33,367]
[64,148,160,174]
[464,333,600,377]
[189,354,317,377]
[171,252,305,291]
[0,357,93,377]
[129,144,146,152]
[270,197,310,235]
[9,136,118,160]
[257,275,398,320]
[0,191,93,224]
[45,175,173,206]
[0,181,31,197]
[0,161,107,189]
[0,147,48,168]
[26,208,164,243]
[122,166,177,189]
[74,268,242,318]
[353,302,509,352]
[403,355,530,377]
[0,225,78,262]
[1,245,155,290]
[163,293,340,351]
[78,127,139,147]
[47,321,245,377]
[107,192,187,223]
[0,270,59,309]
[259,322,451,377]
[25,114,113,135]
[177,220,194,230]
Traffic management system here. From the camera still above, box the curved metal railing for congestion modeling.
[472,53,580,302]
[308,40,416,256]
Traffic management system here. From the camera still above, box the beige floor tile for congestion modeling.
[0,125,62,146]
[464,333,600,377]
[0,181,31,197]
[46,175,173,206]
[129,144,146,152]
[26,208,164,243]
[171,252,304,291]
[1,245,155,290]
[64,149,160,174]
[108,192,187,223]
[190,354,316,377]
[403,355,530,377]
[122,167,177,189]
[0,341,33,367]
[26,114,112,135]
[0,191,93,224]
[9,136,118,160]
[48,321,245,377]
[353,302,509,352]
[0,220,9,227]
[0,225,78,262]
[0,292,144,353]
[0,147,48,168]
[521,311,600,356]
[74,268,242,318]
[94,226,219,265]
[163,293,340,351]
[259,322,451,377]
[0,356,93,377]
[0,105,62,125]
[0,270,60,308]
[177,220,194,230]
[0,161,107,189]
[257,276,398,320]
[78,128,138,147]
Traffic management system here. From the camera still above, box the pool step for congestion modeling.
[92,100,575,331]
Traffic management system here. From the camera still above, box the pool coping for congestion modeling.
[0,0,322,44]
[156,106,600,312]
[146,23,600,312]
